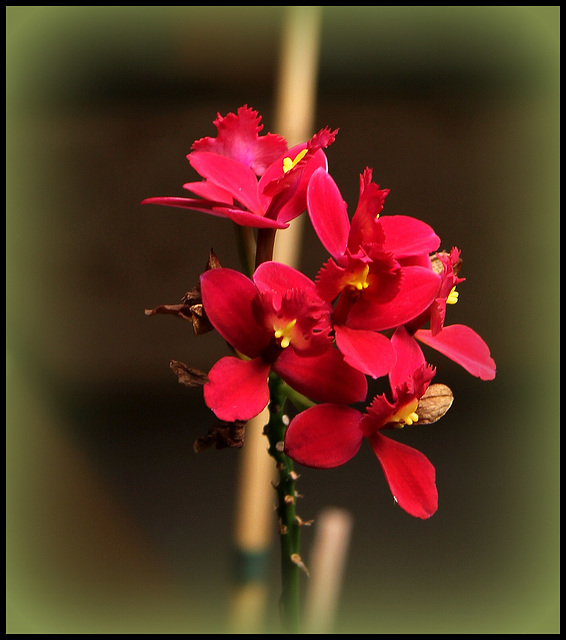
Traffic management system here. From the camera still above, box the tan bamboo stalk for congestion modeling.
[228,6,323,633]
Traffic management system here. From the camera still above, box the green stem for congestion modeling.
[280,383,317,412]
[265,372,302,633]
[234,223,256,277]
[255,228,277,268]
[252,222,302,631]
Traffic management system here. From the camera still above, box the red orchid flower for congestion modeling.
[404,248,497,381]
[285,327,443,519]
[200,261,367,422]
[306,167,442,378]
[428,247,466,336]
[190,105,289,177]
[142,105,338,229]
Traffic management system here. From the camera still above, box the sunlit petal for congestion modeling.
[203,356,271,422]
[415,324,496,380]
[285,404,364,469]
[369,432,438,519]
[334,325,396,379]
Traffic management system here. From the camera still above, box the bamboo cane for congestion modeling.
[228,6,324,633]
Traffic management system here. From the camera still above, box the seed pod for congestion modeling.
[417,383,454,424]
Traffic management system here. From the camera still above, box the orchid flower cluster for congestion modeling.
[143,105,496,522]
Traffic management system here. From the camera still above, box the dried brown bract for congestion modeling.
[144,249,222,335]
[169,360,208,388]
[193,421,246,453]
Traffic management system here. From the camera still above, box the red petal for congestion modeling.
[189,152,263,214]
[315,258,349,303]
[398,253,433,269]
[415,324,496,380]
[253,261,317,296]
[389,326,427,390]
[334,325,396,379]
[214,206,288,229]
[182,180,234,203]
[191,106,288,176]
[274,150,329,224]
[261,128,336,200]
[259,141,309,199]
[306,127,339,152]
[141,196,230,218]
[369,432,438,519]
[142,196,287,229]
[307,168,350,260]
[203,356,271,422]
[360,394,396,434]
[348,169,389,250]
[200,268,271,358]
[284,404,364,469]
[346,266,441,331]
[273,347,368,405]
[380,215,440,258]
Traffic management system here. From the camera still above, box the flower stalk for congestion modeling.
[255,227,277,269]
[234,223,256,277]
[265,371,302,633]
[256,218,302,632]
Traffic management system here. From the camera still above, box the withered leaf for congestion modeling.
[169,360,208,388]
[417,383,454,424]
[193,421,245,453]
[145,291,213,335]
[145,303,194,321]
[188,303,213,335]
[180,286,201,305]
[145,249,221,334]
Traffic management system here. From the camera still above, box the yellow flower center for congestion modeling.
[344,264,370,291]
[274,318,297,348]
[390,398,419,428]
[282,149,308,173]
[446,286,459,305]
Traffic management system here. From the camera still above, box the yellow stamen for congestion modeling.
[282,149,308,173]
[274,318,297,348]
[345,264,370,291]
[446,286,459,305]
[405,411,419,425]
[390,399,419,428]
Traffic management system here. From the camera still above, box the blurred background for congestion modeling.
[6,6,559,634]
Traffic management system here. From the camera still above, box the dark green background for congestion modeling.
[7,6,560,634]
